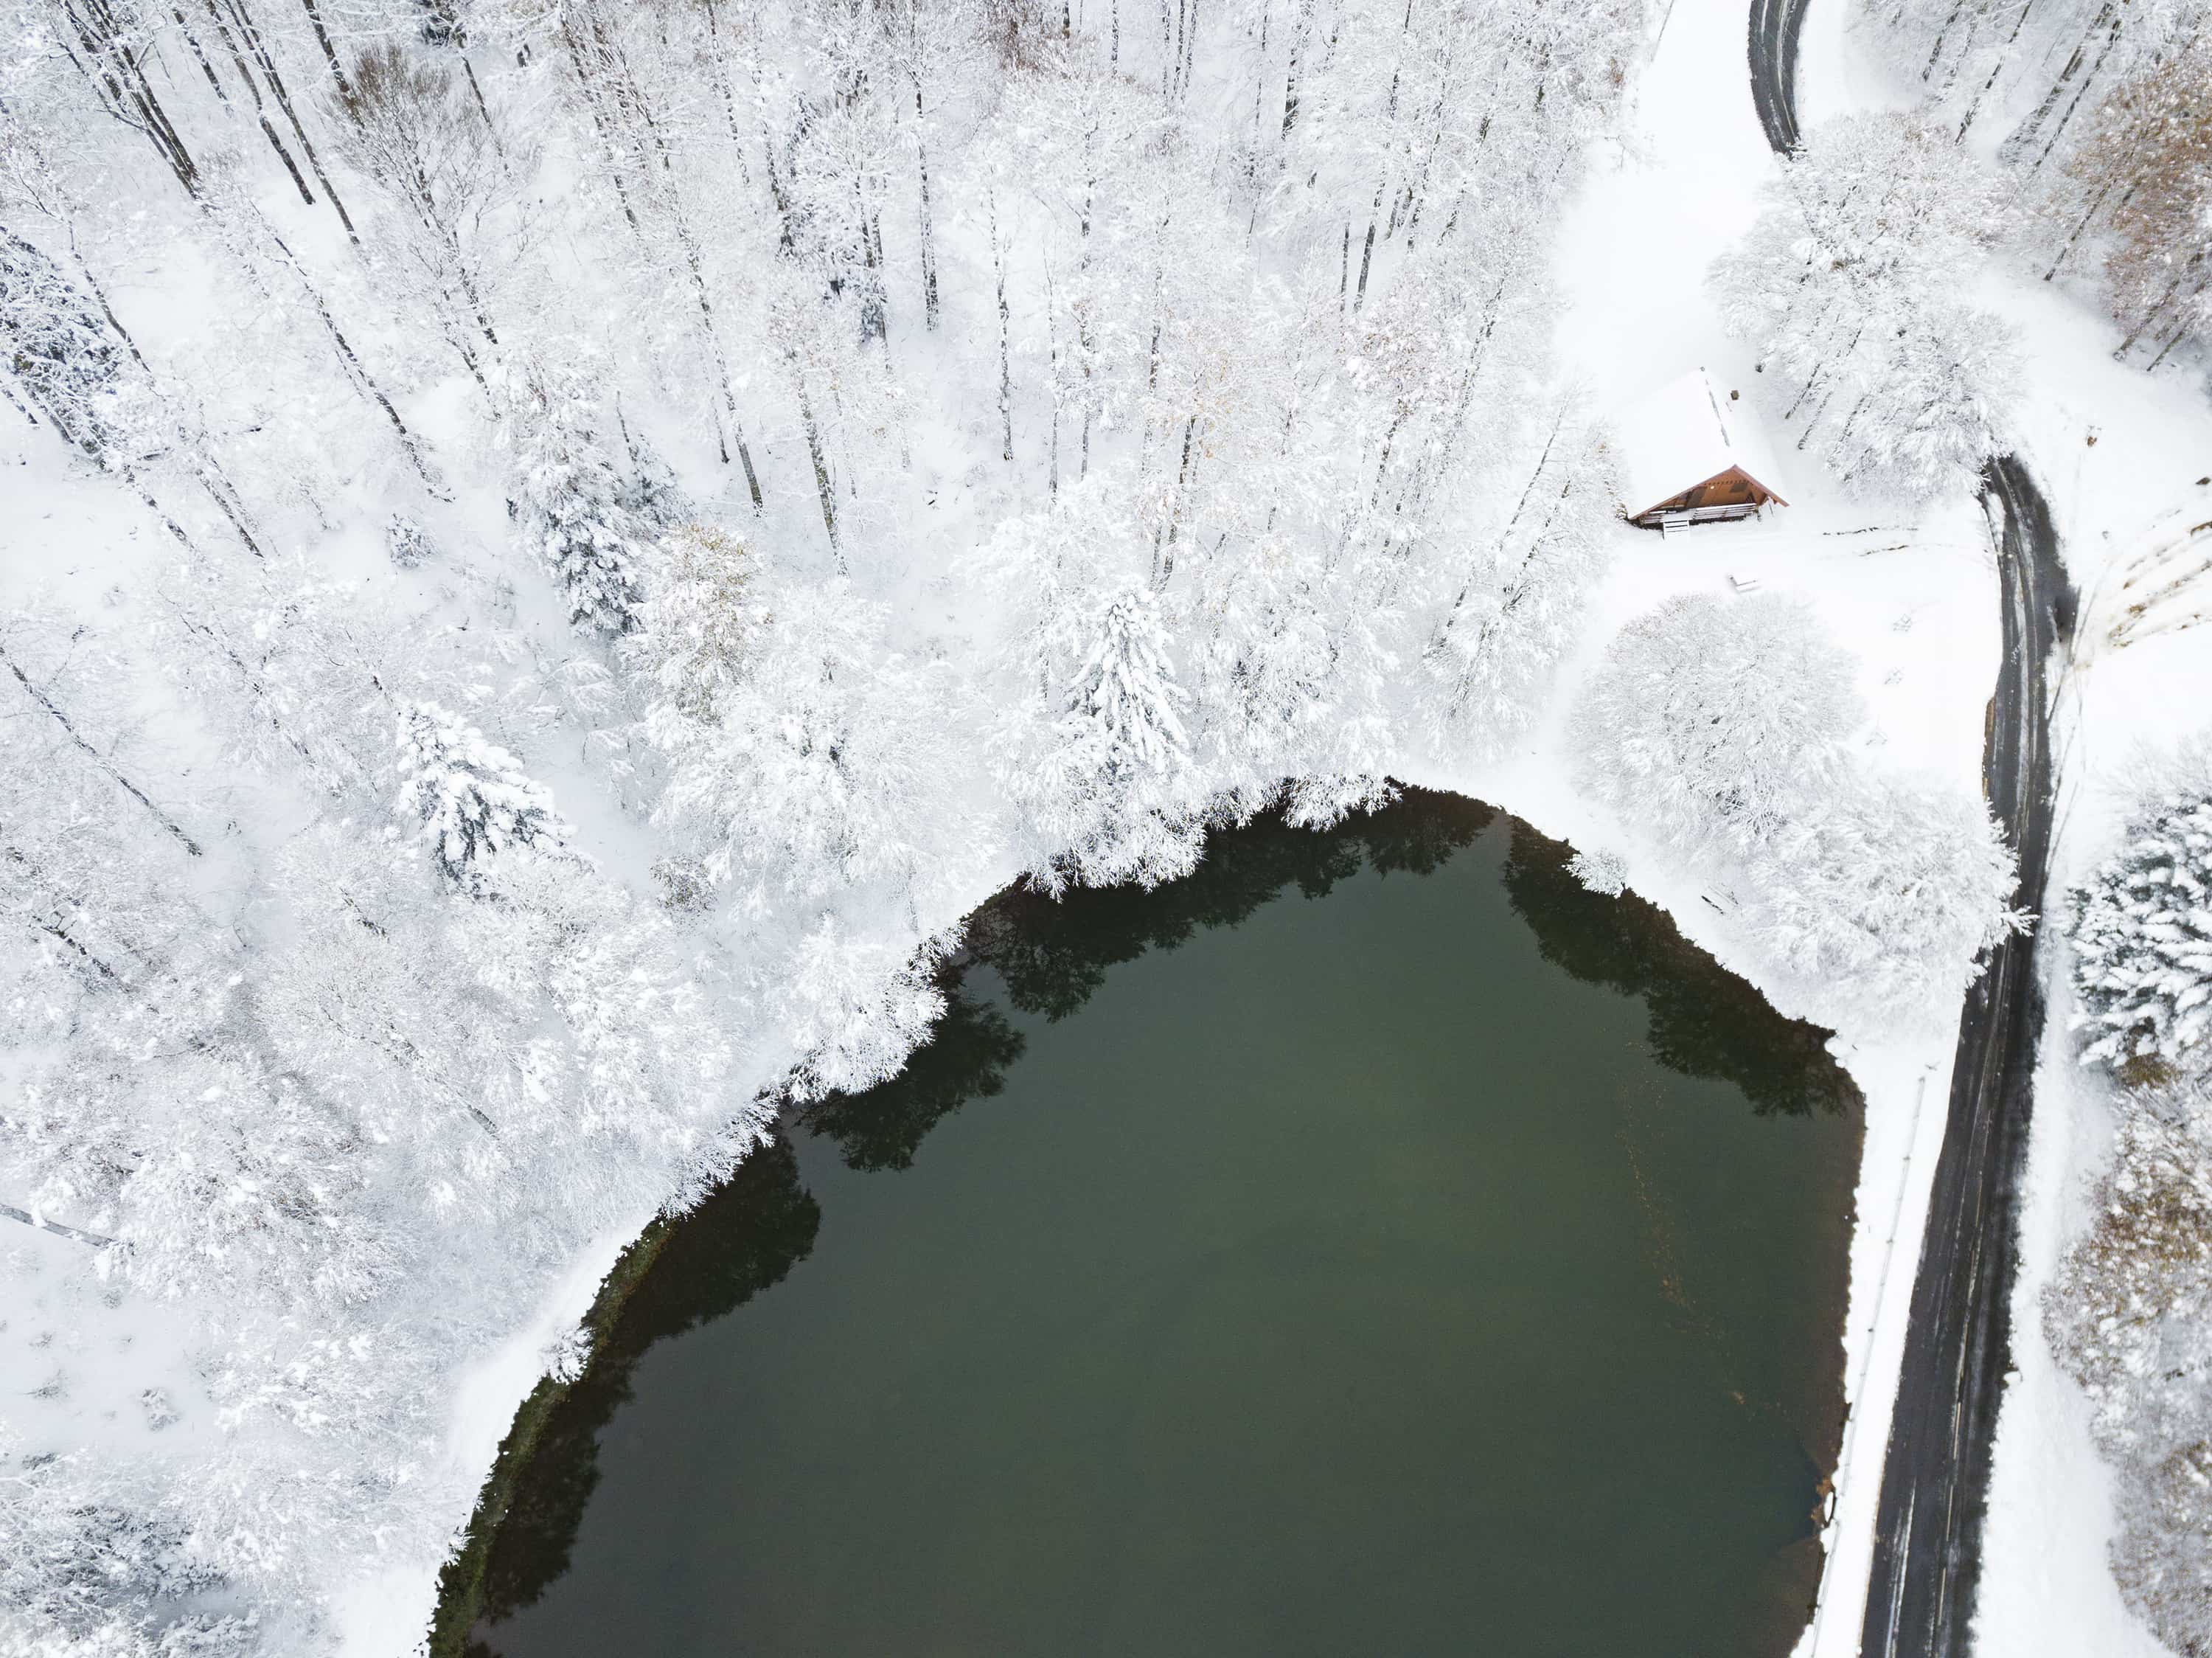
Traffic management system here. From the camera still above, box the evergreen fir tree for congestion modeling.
[1020,583,1201,890]
[394,702,570,886]
[1062,585,1192,785]
[616,417,689,530]
[2070,785,2212,1081]
[498,353,647,634]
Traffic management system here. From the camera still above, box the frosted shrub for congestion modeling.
[1568,847,1628,897]
[385,513,433,568]
[2047,1083,2212,1456]
[2046,1079,2212,1656]
[1573,594,2014,1021]
[2070,772,2212,1083]
[1571,593,1863,860]
[1749,775,2020,1020]
[2111,1437,2212,1657]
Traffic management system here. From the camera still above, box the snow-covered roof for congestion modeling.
[1616,368,1790,517]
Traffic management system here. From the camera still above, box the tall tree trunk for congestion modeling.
[296,0,353,97]
[171,6,230,103]
[2,646,204,857]
[567,1,763,505]
[913,77,939,331]
[2036,6,2127,166]
[787,352,841,564]
[221,0,360,242]
[1,375,38,427]
[2047,176,2130,280]
[63,0,200,195]
[700,0,750,156]
[2119,246,2208,354]
[1151,414,1198,588]
[1281,0,1310,139]
[1354,182,1385,309]
[248,210,445,493]
[196,0,317,205]
[1432,408,1566,652]
[990,187,1013,463]
[2006,0,2116,161]
[1957,0,2039,136]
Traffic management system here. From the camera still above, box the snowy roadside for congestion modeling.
[1782,0,2212,1651]
[1534,1,1981,1651]
[1523,0,2211,1650]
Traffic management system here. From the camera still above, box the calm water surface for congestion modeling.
[465,796,1860,1658]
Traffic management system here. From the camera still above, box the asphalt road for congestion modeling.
[1743,21,2078,1655]
[1857,462,2073,1658]
[1747,0,1809,151]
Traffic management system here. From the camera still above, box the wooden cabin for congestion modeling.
[1618,369,1789,532]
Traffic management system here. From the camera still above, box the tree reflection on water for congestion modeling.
[459,788,1857,1651]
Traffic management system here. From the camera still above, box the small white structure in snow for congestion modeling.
[1617,368,1790,530]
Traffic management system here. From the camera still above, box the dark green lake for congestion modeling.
[461,794,1860,1658]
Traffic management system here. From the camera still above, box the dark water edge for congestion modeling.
[428,789,1863,1658]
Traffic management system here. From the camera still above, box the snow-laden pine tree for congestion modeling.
[394,701,571,887]
[498,352,648,634]
[1027,581,1203,890]
[972,489,1205,891]
[2070,773,2212,1082]
[617,421,689,530]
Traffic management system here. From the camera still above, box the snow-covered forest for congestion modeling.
[2,0,1652,1648]
[0,0,2140,1647]
[1865,0,2212,372]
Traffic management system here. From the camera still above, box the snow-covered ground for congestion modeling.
[373,1,2212,1648]
[7,0,2208,1649]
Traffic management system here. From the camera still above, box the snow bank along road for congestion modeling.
[1742,17,2077,1657]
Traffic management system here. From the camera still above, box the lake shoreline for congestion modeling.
[431,788,1863,1658]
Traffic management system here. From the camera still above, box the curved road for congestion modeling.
[1748,0,1809,151]
[1743,20,2077,1658]
[1859,461,2072,1658]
